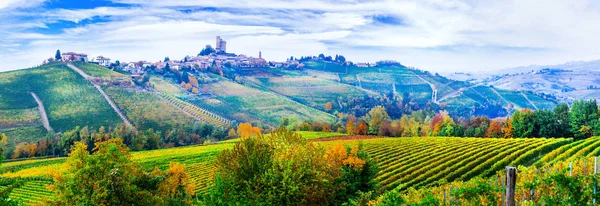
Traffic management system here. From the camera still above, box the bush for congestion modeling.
[204,127,378,205]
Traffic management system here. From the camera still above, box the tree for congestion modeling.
[237,123,261,138]
[485,120,503,138]
[364,106,390,135]
[198,45,216,56]
[534,109,559,137]
[188,76,199,88]
[570,100,599,139]
[49,138,193,205]
[554,103,571,137]
[55,50,62,60]
[511,109,535,137]
[164,57,170,62]
[325,102,333,112]
[158,162,195,205]
[205,128,377,205]
[356,120,368,135]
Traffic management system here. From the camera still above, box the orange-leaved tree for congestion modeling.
[237,123,261,138]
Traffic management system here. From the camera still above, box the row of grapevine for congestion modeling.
[157,92,232,127]
[8,181,53,205]
[536,136,600,165]
[377,155,600,205]
[323,137,571,191]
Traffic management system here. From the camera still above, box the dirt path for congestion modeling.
[521,91,539,110]
[414,74,438,103]
[490,87,510,105]
[67,63,134,128]
[30,92,53,133]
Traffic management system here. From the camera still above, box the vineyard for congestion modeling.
[0,63,122,133]
[378,140,600,205]
[71,62,125,78]
[158,92,232,127]
[202,80,336,125]
[0,134,588,205]
[104,87,197,131]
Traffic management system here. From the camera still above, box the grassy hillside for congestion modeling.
[103,87,197,131]
[191,79,336,126]
[0,133,571,205]
[0,63,122,141]
[71,62,125,78]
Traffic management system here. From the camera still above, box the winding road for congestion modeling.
[67,63,134,128]
[31,92,53,133]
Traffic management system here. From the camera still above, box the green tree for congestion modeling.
[49,139,158,205]
[198,45,216,56]
[533,109,559,137]
[554,103,572,137]
[55,49,62,60]
[511,109,535,137]
[570,100,599,139]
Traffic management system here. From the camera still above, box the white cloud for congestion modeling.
[0,0,46,10]
[2,0,600,73]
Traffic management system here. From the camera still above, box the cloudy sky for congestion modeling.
[1,0,599,73]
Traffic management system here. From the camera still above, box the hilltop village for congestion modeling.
[50,36,377,75]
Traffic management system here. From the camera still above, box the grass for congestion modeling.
[71,62,125,78]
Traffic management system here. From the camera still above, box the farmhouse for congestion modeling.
[62,52,88,62]
[96,56,111,66]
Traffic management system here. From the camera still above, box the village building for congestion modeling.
[62,52,88,62]
[96,56,111,66]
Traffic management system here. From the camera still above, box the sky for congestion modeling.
[1,0,600,73]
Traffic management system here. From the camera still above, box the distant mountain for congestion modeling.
[473,60,600,103]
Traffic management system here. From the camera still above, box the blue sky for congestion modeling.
[1,0,600,73]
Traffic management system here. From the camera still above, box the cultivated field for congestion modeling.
[0,133,576,205]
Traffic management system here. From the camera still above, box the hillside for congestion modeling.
[0,133,571,205]
[0,63,124,150]
[0,60,561,152]
[446,60,600,103]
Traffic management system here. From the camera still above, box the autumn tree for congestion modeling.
[346,116,356,135]
[205,127,378,205]
[188,76,199,88]
[49,139,193,205]
[0,133,5,162]
[237,123,261,138]
[356,120,368,135]
[325,102,333,112]
[158,162,196,205]
[363,106,390,135]
[485,120,504,138]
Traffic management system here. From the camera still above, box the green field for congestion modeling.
[0,126,46,149]
[0,133,574,205]
[0,108,40,129]
[0,62,121,133]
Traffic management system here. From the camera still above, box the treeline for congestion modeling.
[7,122,236,159]
[292,99,600,139]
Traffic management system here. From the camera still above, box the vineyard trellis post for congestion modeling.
[595,156,598,204]
[506,166,516,206]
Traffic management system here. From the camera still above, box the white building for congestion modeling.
[62,52,88,62]
[96,56,111,66]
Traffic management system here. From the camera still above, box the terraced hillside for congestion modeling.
[0,63,122,147]
[0,134,571,205]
